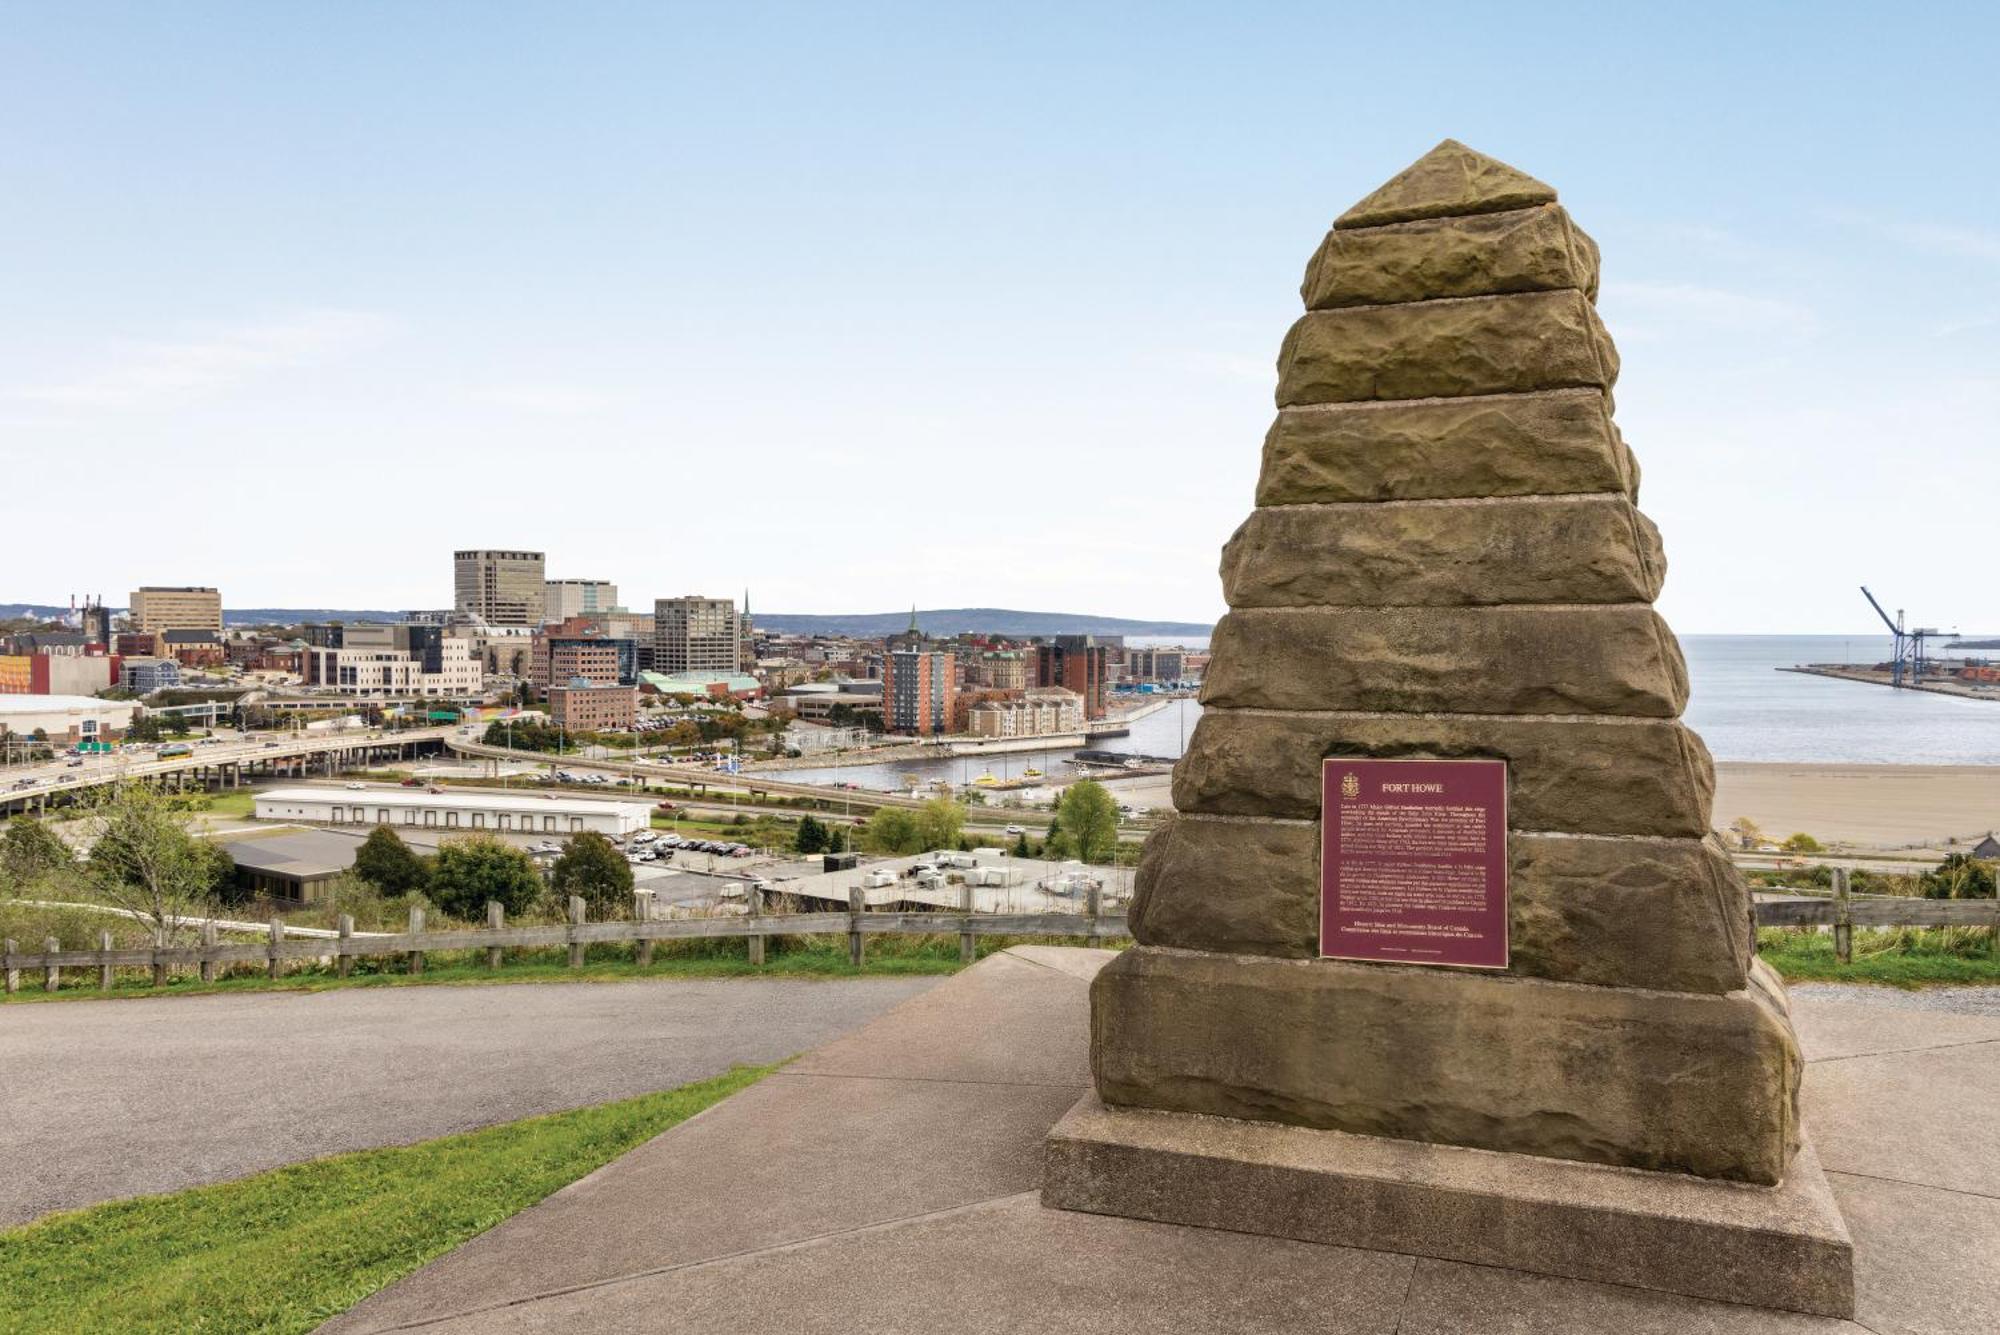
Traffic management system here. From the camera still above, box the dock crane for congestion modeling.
[1859,586,1943,687]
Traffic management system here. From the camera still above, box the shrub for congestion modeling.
[353,826,431,896]
[550,833,634,919]
[427,835,542,918]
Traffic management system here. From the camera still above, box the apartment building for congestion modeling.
[882,647,956,736]
[453,549,546,626]
[966,686,1083,739]
[128,586,222,636]
[1035,636,1109,720]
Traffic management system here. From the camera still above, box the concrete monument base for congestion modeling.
[1043,1090,1855,1319]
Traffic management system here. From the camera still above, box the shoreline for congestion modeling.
[1105,760,2000,853]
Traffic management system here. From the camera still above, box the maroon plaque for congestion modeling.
[1320,758,1508,969]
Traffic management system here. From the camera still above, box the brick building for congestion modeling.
[882,648,956,736]
[1035,637,1108,720]
[549,681,638,732]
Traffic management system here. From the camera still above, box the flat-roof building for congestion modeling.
[129,586,222,636]
[653,596,740,675]
[0,694,138,743]
[454,549,546,626]
[254,787,652,837]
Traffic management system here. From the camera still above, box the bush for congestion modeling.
[1920,852,1997,900]
[353,827,431,896]
[550,833,634,919]
[427,835,542,918]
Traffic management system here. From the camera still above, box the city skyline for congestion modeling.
[4,5,1996,633]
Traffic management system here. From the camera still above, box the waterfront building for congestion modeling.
[543,578,618,623]
[453,549,546,626]
[653,596,740,675]
[1035,636,1109,720]
[128,586,222,636]
[977,650,1029,690]
[967,686,1083,739]
[882,647,956,736]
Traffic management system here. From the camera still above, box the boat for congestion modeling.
[971,772,999,787]
[1022,767,1043,779]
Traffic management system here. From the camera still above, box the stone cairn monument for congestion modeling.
[1044,141,1853,1317]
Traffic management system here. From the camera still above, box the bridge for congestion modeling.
[445,738,930,812]
[0,727,456,817]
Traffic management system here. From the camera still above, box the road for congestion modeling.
[0,973,940,1228]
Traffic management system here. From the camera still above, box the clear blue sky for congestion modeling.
[4,2,1995,632]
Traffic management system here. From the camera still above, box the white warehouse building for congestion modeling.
[254,787,653,837]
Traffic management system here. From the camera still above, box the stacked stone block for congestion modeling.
[1098,141,1804,1185]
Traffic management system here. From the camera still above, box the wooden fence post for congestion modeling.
[1087,883,1103,945]
[199,921,218,984]
[337,914,354,978]
[407,905,425,974]
[4,938,17,995]
[747,883,764,967]
[1833,867,1852,965]
[44,936,60,993]
[151,938,167,988]
[959,881,976,965]
[486,901,504,970]
[99,930,114,991]
[848,887,865,969]
[267,916,284,980]
[634,888,655,968]
[568,896,586,969]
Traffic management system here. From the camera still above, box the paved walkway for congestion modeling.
[0,975,939,1228]
[324,949,2000,1334]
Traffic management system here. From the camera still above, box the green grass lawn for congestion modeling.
[0,1064,772,1334]
[1758,928,2000,987]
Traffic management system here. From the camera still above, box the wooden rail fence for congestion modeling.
[7,870,1993,993]
[2,884,1130,995]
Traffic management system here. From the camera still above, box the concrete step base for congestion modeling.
[1043,1091,1855,1319]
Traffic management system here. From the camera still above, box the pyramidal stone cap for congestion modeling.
[1335,138,1557,229]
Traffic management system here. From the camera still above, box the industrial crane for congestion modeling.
[1859,587,1943,687]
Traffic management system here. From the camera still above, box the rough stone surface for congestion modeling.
[1335,138,1557,229]
[1255,389,1634,505]
[1129,815,1751,993]
[1220,495,1663,608]
[1201,606,1688,717]
[1171,709,1716,836]
[1303,204,1599,310]
[1091,946,1803,1184]
[1044,1093,1854,1318]
[1276,290,1619,407]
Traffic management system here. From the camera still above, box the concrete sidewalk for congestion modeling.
[323,949,2000,1334]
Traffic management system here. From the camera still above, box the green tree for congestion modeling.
[1779,832,1822,854]
[1049,780,1119,863]
[550,832,634,918]
[914,796,968,852]
[84,784,234,944]
[428,834,543,918]
[860,808,923,855]
[795,815,830,854]
[1011,831,1032,858]
[353,826,431,896]
[0,816,75,889]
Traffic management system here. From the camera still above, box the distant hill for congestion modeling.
[752,608,1214,638]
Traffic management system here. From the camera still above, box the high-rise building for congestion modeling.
[543,578,618,623]
[453,550,546,626]
[882,647,956,736]
[1035,635,1109,720]
[653,596,740,675]
[128,586,222,636]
